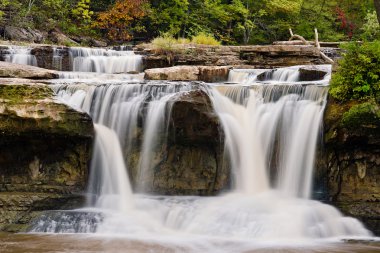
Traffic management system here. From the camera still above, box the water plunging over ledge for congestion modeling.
[25,64,377,252]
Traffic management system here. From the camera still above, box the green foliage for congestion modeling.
[150,32,220,51]
[0,0,378,45]
[191,32,220,45]
[151,33,179,51]
[72,0,93,24]
[361,11,380,41]
[266,0,302,15]
[341,101,380,128]
[330,41,380,102]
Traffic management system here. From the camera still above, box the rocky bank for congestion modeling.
[316,99,380,235]
[0,82,93,232]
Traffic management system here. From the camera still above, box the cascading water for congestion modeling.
[53,82,194,194]
[228,65,331,85]
[3,46,38,66]
[69,47,143,73]
[88,124,133,212]
[52,47,64,70]
[29,64,375,252]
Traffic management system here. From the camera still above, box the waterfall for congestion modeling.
[52,47,64,70]
[3,46,38,66]
[228,65,331,85]
[30,65,373,242]
[57,72,144,81]
[54,82,194,194]
[88,124,133,212]
[210,84,328,198]
[69,47,143,73]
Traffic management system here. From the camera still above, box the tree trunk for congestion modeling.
[375,0,380,24]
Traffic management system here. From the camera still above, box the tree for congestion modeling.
[94,0,148,41]
[72,0,93,25]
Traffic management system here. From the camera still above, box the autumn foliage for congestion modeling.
[94,0,147,41]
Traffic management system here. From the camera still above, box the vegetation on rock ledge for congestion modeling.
[330,40,380,130]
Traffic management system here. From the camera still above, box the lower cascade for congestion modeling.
[30,65,373,247]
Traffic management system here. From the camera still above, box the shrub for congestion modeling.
[191,32,220,46]
[330,41,380,102]
[341,101,380,128]
[361,11,380,42]
[151,34,179,51]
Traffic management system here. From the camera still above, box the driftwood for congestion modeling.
[273,40,343,48]
[288,28,334,64]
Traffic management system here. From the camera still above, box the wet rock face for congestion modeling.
[0,83,94,232]
[316,98,380,235]
[126,88,229,195]
[298,66,328,81]
[31,46,71,71]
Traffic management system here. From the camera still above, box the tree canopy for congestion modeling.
[0,0,378,44]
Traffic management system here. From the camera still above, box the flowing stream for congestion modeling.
[1,47,378,252]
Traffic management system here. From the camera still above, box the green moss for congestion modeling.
[341,101,380,129]
[0,85,53,103]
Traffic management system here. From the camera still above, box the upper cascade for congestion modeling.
[3,46,38,66]
[69,47,143,73]
[228,65,331,85]
[0,45,144,74]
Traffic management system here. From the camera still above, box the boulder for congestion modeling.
[124,86,229,195]
[144,66,230,82]
[0,61,59,79]
[255,66,329,82]
[0,83,94,232]
[48,29,78,46]
[298,66,328,81]
[152,89,228,195]
[199,66,230,82]
[145,66,199,81]
[3,26,45,43]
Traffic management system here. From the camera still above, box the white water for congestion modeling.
[228,65,331,86]
[29,65,374,251]
[3,46,38,66]
[54,82,194,194]
[1,45,143,74]
[69,47,143,73]
[88,124,133,212]
[211,85,328,198]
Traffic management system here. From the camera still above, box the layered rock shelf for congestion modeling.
[316,99,380,235]
[0,44,338,72]
[0,82,94,231]
[145,66,230,82]
[136,44,336,69]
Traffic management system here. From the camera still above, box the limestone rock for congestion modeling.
[199,66,230,82]
[3,26,45,43]
[0,61,59,79]
[144,66,230,82]
[0,83,94,232]
[124,86,229,195]
[298,66,328,81]
[137,44,335,69]
[152,89,228,195]
[145,66,199,81]
[48,29,78,46]
[315,98,380,235]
